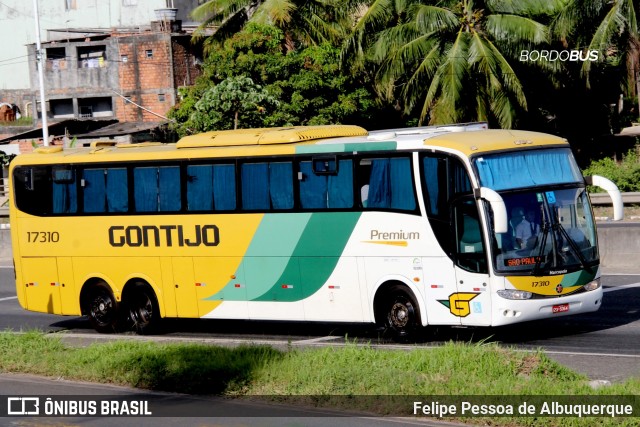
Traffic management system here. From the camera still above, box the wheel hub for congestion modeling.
[391,302,409,327]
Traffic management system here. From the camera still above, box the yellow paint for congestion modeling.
[177,125,368,148]
[507,275,567,296]
[21,257,61,314]
[362,240,408,247]
[426,130,567,156]
[448,293,479,317]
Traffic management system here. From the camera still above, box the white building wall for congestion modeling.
[0,0,198,90]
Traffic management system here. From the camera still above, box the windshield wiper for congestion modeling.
[553,218,592,273]
[532,220,549,277]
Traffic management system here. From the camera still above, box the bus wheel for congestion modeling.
[384,286,420,342]
[87,285,119,333]
[126,284,159,335]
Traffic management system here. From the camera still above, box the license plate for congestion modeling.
[552,303,570,314]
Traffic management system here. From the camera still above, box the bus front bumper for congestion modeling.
[491,287,603,327]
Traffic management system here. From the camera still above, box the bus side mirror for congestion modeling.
[585,175,624,221]
[475,187,508,234]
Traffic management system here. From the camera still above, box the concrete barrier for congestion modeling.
[0,224,638,272]
[0,226,10,263]
[596,222,640,274]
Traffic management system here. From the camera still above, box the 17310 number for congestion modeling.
[27,231,60,243]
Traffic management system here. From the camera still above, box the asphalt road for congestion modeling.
[1,266,639,383]
[1,265,639,426]
[1,373,468,427]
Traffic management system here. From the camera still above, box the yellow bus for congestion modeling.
[9,124,623,339]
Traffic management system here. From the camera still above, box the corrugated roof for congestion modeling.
[0,119,118,144]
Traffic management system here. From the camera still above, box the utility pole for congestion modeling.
[33,0,49,146]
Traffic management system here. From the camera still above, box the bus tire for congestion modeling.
[125,283,160,335]
[383,285,421,342]
[86,283,119,333]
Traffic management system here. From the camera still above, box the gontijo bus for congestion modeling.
[9,123,623,339]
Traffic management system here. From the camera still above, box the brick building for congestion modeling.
[27,22,203,126]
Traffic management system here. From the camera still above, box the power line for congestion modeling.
[110,88,175,122]
[0,54,32,64]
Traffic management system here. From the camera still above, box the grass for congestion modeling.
[1,331,639,426]
[0,117,33,127]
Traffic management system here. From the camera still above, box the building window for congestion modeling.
[65,0,77,10]
[46,47,67,71]
[78,97,113,118]
[46,47,66,60]
[158,94,165,102]
[145,49,154,59]
[50,99,74,119]
[78,45,107,68]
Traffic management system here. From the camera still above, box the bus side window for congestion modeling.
[82,168,128,213]
[454,198,487,274]
[13,166,52,216]
[359,157,415,211]
[52,166,77,214]
[241,162,293,211]
[134,166,180,212]
[421,154,473,259]
[299,159,353,209]
[187,164,237,211]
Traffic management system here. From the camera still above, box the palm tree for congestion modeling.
[551,0,639,95]
[191,0,362,53]
[343,0,559,128]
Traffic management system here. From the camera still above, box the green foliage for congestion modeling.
[188,75,279,132]
[341,0,561,128]
[583,149,640,192]
[190,0,362,54]
[169,23,395,137]
[0,150,16,167]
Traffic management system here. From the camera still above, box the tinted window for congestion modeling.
[134,166,181,212]
[300,159,353,209]
[241,162,293,210]
[83,168,128,213]
[360,157,415,211]
[187,164,236,211]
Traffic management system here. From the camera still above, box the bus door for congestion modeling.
[21,257,70,314]
[170,258,199,318]
[452,197,492,326]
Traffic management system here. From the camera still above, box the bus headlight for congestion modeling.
[497,289,533,300]
[583,278,601,292]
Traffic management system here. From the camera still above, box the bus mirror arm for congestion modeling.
[585,175,624,221]
[475,187,508,234]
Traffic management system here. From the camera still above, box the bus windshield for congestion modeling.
[473,148,597,275]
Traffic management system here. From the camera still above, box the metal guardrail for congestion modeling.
[589,192,640,205]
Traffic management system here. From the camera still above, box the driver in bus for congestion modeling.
[512,207,532,250]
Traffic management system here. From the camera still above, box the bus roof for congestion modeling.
[12,123,569,165]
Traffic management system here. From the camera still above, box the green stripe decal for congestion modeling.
[295,141,397,154]
[252,212,361,302]
[208,212,361,302]
[206,213,312,301]
[560,269,597,289]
